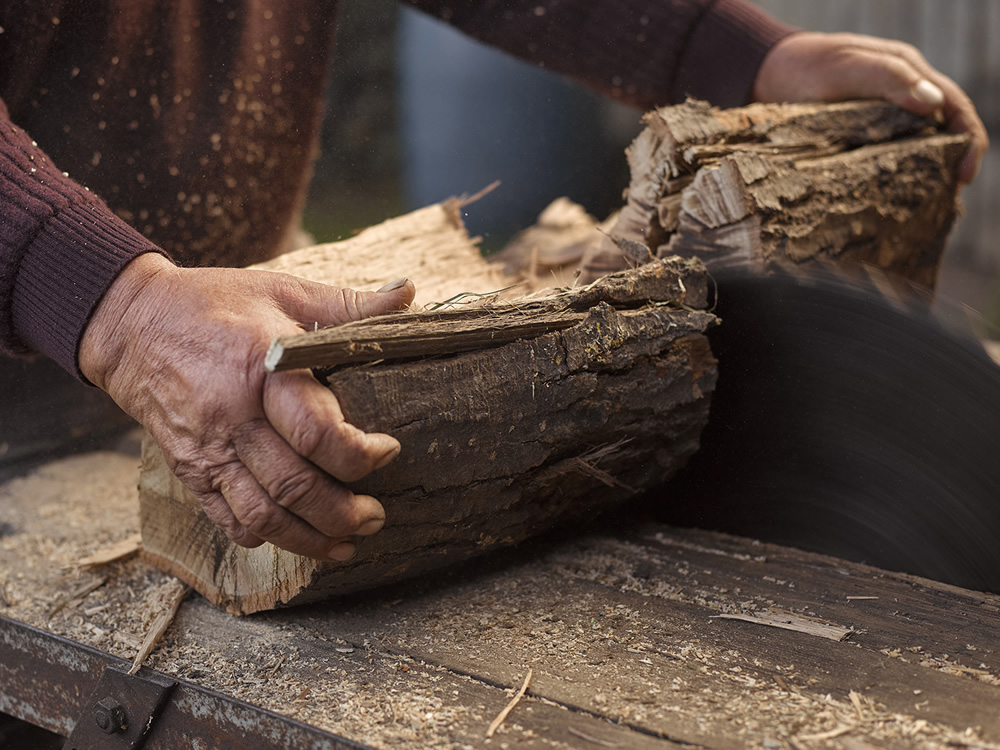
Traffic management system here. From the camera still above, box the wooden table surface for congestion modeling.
[2,449,999,749]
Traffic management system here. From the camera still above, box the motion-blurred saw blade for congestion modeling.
[656,264,1000,593]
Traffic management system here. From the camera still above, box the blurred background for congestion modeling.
[303,0,1000,324]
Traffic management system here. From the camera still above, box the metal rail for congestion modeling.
[0,614,369,750]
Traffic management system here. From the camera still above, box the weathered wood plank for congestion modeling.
[251,199,508,309]
[5,451,1000,748]
[285,529,1000,748]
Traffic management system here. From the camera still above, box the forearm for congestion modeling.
[403,0,796,109]
[0,97,165,379]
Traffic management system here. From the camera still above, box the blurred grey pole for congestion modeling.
[396,7,635,249]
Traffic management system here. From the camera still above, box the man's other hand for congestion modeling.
[753,31,988,183]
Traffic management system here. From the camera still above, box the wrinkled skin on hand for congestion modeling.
[753,31,988,183]
[79,253,415,561]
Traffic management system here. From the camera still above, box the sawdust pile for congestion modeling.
[2,452,999,749]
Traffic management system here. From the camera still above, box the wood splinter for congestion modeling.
[129,578,189,675]
[486,668,533,738]
[75,532,143,568]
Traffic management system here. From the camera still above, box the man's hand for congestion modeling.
[753,31,988,183]
[79,253,415,561]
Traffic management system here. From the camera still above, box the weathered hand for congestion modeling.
[79,253,415,560]
[753,31,988,183]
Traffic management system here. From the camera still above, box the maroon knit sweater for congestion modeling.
[0,0,792,380]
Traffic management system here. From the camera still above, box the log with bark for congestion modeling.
[137,101,966,615]
[577,99,968,288]
[138,201,718,614]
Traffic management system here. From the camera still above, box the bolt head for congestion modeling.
[94,697,127,734]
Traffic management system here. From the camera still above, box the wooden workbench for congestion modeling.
[2,447,999,749]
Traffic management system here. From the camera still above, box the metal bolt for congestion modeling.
[94,697,127,735]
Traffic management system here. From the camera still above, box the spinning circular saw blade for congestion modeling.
[657,265,1000,593]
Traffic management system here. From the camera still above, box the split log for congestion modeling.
[138,202,718,614]
[579,99,967,287]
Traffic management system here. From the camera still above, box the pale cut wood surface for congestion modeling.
[3,450,1000,748]
[252,198,511,307]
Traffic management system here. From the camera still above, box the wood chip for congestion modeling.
[129,578,189,675]
[846,596,879,601]
[486,668,532,738]
[76,532,142,568]
[48,575,108,618]
[264,655,287,678]
[712,609,854,642]
[984,340,1000,368]
[849,690,866,721]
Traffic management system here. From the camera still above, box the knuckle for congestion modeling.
[266,469,321,510]
[231,417,267,446]
[172,454,224,494]
[287,418,335,462]
[334,287,363,322]
[228,528,265,549]
[192,489,261,548]
[238,500,288,540]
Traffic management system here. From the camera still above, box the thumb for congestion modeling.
[887,76,945,116]
[281,275,415,327]
[829,51,940,113]
[344,277,416,322]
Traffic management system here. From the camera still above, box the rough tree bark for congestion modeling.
[579,99,967,287]
[138,202,718,614]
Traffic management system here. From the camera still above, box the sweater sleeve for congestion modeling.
[0,97,166,380]
[402,0,797,110]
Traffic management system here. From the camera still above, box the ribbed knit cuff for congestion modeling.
[671,0,798,107]
[10,200,165,381]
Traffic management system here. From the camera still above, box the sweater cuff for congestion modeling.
[10,201,165,381]
[671,0,798,107]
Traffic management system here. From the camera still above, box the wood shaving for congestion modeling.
[48,575,108,618]
[76,532,142,568]
[711,609,854,642]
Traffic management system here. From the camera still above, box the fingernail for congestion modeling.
[328,541,357,561]
[377,277,409,294]
[374,444,401,471]
[912,79,944,107]
[357,516,385,536]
